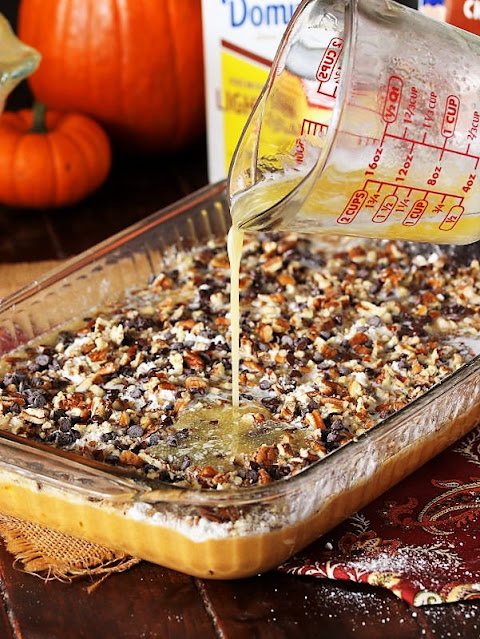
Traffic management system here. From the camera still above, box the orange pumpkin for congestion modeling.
[0,104,111,209]
[18,0,205,152]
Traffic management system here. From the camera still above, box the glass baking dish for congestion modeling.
[0,181,479,579]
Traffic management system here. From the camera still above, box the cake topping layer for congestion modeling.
[0,234,479,489]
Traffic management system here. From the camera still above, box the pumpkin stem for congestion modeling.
[31,102,48,133]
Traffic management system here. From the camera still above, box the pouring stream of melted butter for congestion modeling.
[227,225,245,408]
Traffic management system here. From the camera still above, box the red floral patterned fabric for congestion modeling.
[279,424,480,605]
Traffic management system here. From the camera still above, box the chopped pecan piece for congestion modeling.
[185,376,208,392]
[119,450,144,467]
[254,444,278,465]
[184,351,205,370]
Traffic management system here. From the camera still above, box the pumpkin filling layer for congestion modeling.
[0,234,479,489]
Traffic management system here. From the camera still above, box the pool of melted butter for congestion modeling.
[148,405,308,473]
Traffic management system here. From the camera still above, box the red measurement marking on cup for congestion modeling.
[372,194,398,223]
[301,118,328,137]
[382,76,403,124]
[403,199,428,226]
[297,119,329,163]
[442,95,460,138]
[316,37,343,99]
[462,173,477,193]
[439,205,464,231]
[337,190,368,224]
[293,137,305,163]
[337,179,468,231]
[316,38,343,82]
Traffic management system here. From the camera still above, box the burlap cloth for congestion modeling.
[0,263,479,603]
[0,514,140,591]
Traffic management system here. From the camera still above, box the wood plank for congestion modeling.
[421,601,480,638]
[199,571,426,639]
[200,571,480,639]
[0,210,60,264]
[0,541,217,639]
[0,576,16,639]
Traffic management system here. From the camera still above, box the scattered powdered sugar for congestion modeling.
[342,546,460,577]
[292,577,479,634]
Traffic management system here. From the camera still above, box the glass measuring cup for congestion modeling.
[0,13,40,114]
[228,0,480,244]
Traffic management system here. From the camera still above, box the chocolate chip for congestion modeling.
[35,354,51,368]
[2,371,28,389]
[127,425,144,438]
[368,315,382,327]
[318,361,331,370]
[27,362,41,374]
[166,435,178,447]
[198,285,212,300]
[58,331,75,346]
[259,379,271,390]
[58,416,73,432]
[325,440,340,452]
[148,433,160,446]
[286,353,295,366]
[113,440,130,451]
[57,432,74,446]
[25,389,47,408]
[444,304,468,320]
[180,455,191,470]
[125,315,155,331]
[261,397,280,411]
[49,358,61,371]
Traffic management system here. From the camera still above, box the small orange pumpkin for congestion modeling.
[0,103,111,209]
[18,0,205,151]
